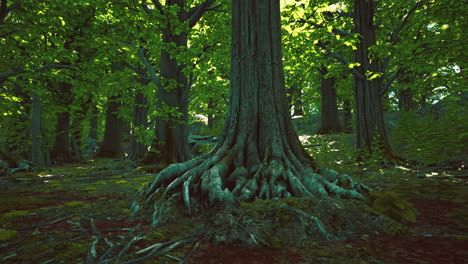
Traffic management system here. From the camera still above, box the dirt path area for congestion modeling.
[0,159,466,263]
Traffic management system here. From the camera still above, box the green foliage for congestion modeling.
[368,190,417,223]
[305,134,356,171]
[392,109,467,165]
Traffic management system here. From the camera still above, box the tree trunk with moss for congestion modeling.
[135,1,367,232]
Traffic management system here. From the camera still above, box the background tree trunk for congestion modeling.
[96,95,125,158]
[144,0,191,165]
[288,85,305,116]
[51,82,74,163]
[128,90,149,160]
[353,0,392,157]
[318,66,340,134]
[30,92,44,165]
[51,111,73,163]
[343,99,353,133]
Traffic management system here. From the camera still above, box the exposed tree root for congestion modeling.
[133,144,370,229]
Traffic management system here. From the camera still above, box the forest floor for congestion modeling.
[0,156,467,264]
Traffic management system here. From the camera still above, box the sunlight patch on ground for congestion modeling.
[298,134,311,144]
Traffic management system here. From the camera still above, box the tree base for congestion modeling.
[133,195,405,247]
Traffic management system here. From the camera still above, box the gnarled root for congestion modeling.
[132,149,370,227]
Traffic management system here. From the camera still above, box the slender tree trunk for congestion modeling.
[397,73,416,112]
[207,98,217,131]
[354,0,392,157]
[288,85,305,116]
[50,82,76,163]
[129,90,149,160]
[318,66,340,134]
[144,0,191,165]
[136,0,367,224]
[51,111,73,163]
[96,95,125,158]
[88,104,99,140]
[30,92,44,165]
[343,99,353,133]
[70,97,91,160]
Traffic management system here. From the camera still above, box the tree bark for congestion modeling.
[51,82,75,163]
[88,104,99,140]
[288,85,305,116]
[135,0,367,224]
[30,92,44,165]
[343,99,353,133]
[128,90,149,160]
[353,0,392,157]
[143,0,191,165]
[96,95,125,158]
[318,66,340,134]
[51,111,73,163]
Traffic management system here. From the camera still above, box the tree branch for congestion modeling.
[0,68,25,80]
[33,64,79,72]
[0,64,79,84]
[297,19,352,37]
[0,0,20,24]
[0,0,7,24]
[316,42,366,80]
[381,67,404,97]
[188,0,216,28]
[138,47,162,89]
[151,0,164,15]
[390,0,429,45]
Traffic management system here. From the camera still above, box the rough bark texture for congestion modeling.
[354,0,392,156]
[96,95,125,158]
[318,66,340,134]
[134,1,367,229]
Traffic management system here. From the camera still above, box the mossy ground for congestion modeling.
[0,157,466,263]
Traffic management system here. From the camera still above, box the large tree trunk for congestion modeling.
[143,0,191,165]
[135,1,366,227]
[353,0,392,157]
[96,95,125,158]
[318,66,340,134]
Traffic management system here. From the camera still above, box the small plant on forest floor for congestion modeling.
[368,190,417,223]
